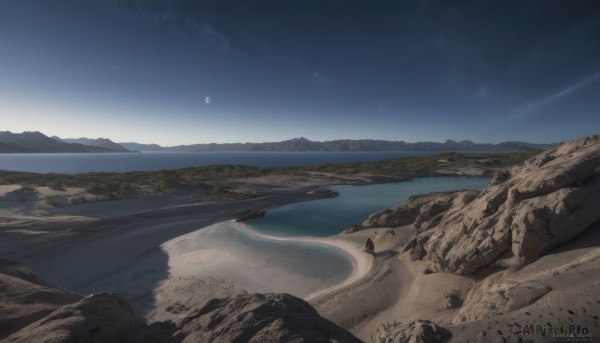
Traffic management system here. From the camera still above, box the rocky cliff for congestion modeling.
[362,136,600,343]
[404,135,600,274]
[0,259,82,339]
[345,190,480,233]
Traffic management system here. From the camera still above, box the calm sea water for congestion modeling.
[0,151,437,174]
[248,176,490,237]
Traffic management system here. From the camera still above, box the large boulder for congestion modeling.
[168,293,362,343]
[3,293,139,343]
[370,320,451,343]
[0,259,82,339]
[404,136,600,274]
[455,277,551,323]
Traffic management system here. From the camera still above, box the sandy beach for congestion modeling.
[0,177,481,341]
[0,176,419,341]
[146,216,429,342]
[150,220,376,320]
[0,184,330,315]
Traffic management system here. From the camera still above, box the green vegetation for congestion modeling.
[0,151,540,200]
[46,198,60,207]
[303,151,541,175]
[50,182,66,191]
[15,185,38,193]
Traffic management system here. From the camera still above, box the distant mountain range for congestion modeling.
[124,137,554,152]
[119,142,163,152]
[55,137,129,152]
[0,131,555,154]
[0,131,127,153]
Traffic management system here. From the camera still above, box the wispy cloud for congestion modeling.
[512,70,600,118]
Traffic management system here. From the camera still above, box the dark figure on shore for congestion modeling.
[364,238,375,255]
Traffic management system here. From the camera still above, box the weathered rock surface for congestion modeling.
[373,229,404,251]
[344,191,476,233]
[2,261,362,343]
[455,277,551,323]
[0,259,82,339]
[370,320,451,343]
[168,293,362,343]
[5,292,363,343]
[3,293,139,343]
[404,136,600,274]
[412,190,480,234]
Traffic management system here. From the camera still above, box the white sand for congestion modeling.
[237,224,375,301]
[152,220,376,321]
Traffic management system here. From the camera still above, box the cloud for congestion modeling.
[512,70,600,118]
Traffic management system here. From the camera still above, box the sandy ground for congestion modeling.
[3,175,597,343]
[150,221,375,322]
[313,225,600,343]
[309,227,416,337]
[0,184,326,317]
[1,179,414,336]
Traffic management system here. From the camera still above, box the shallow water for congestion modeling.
[162,221,354,296]
[160,177,490,297]
[248,176,491,237]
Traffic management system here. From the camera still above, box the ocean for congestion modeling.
[0,151,438,174]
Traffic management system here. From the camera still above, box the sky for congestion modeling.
[1,0,599,146]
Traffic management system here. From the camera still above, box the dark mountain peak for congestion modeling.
[289,137,311,142]
[22,131,44,136]
[0,131,125,153]
[1,131,553,153]
[61,137,130,152]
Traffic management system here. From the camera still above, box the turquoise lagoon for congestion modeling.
[248,176,491,237]
[164,176,492,298]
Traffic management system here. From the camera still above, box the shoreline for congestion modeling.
[0,173,489,339]
[153,218,413,342]
[0,175,483,324]
[239,222,375,301]
[151,220,376,320]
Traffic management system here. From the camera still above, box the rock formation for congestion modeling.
[344,191,475,233]
[2,260,362,343]
[3,293,139,343]
[353,136,600,341]
[235,208,267,222]
[365,238,375,254]
[455,278,551,323]
[404,135,600,274]
[155,293,362,343]
[372,229,405,251]
[370,320,451,343]
[0,259,82,339]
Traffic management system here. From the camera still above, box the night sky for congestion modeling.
[1,1,599,145]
